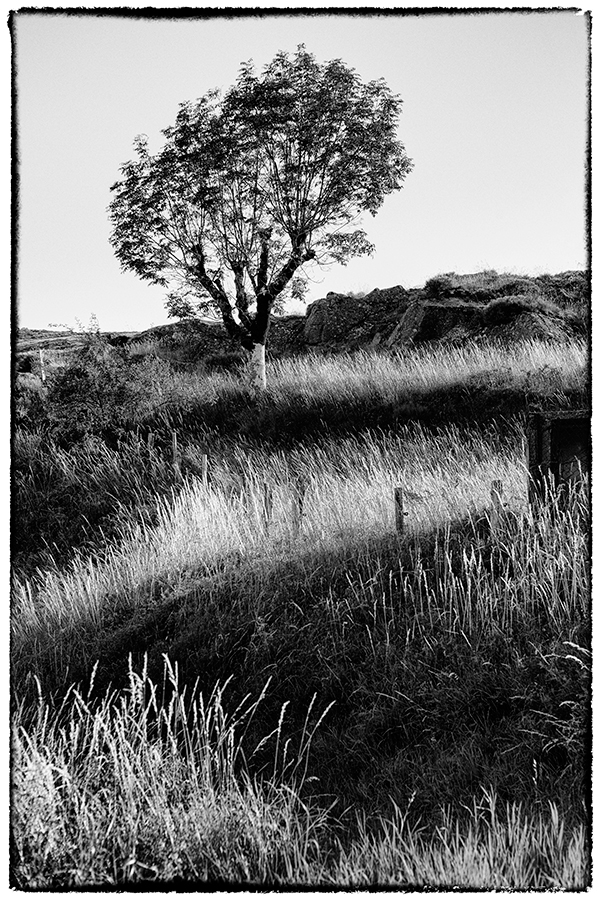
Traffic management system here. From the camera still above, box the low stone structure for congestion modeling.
[527,407,591,500]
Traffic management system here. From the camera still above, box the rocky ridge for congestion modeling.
[17,270,588,369]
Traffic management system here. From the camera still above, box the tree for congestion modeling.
[108,45,413,389]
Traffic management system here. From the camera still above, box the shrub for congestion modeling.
[46,334,173,444]
[204,350,247,373]
[15,354,33,373]
[47,338,132,443]
[14,375,48,430]
[483,294,562,327]
[423,271,542,305]
[533,271,590,314]
[423,273,459,300]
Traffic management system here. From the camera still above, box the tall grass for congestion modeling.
[12,335,590,889]
[24,334,587,442]
[269,336,587,403]
[12,434,590,851]
[13,334,587,572]
[331,790,588,889]
[12,659,332,888]
[150,336,588,437]
[12,651,589,889]
[12,422,527,687]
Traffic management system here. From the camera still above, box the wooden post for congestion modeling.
[294,477,307,534]
[39,349,46,383]
[172,430,180,475]
[490,479,504,528]
[263,480,273,531]
[523,432,532,506]
[394,487,404,538]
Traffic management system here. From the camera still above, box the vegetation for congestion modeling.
[11,320,590,888]
[108,46,412,387]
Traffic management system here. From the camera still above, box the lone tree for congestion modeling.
[109,45,413,388]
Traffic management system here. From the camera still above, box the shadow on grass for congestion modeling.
[150,378,589,447]
[14,498,590,834]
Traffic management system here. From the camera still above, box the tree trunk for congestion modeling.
[249,343,267,391]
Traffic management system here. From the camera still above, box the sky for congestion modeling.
[13,5,589,333]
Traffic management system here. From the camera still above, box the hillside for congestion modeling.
[15,270,589,369]
[12,274,591,888]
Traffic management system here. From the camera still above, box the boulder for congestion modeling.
[415,302,486,341]
[304,285,409,347]
[390,300,427,344]
[303,297,332,344]
[268,315,307,355]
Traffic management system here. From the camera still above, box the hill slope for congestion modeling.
[16,270,588,367]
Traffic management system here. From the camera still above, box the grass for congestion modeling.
[12,660,333,887]
[13,601,590,890]
[18,335,588,443]
[12,421,528,685]
[12,335,588,573]
[12,595,590,888]
[146,336,589,439]
[331,790,588,888]
[11,332,591,889]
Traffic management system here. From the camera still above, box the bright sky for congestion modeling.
[13,6,589,332]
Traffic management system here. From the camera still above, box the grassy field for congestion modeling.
[11,332,591,888]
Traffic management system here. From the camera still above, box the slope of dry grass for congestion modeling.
[11,334,590,889]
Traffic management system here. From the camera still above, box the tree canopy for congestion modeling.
[109,45,413,384]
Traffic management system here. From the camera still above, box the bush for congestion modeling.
[422,273,459,300]
[483,294,562,327]
[47,338,131,443]
[423,271,542,305]
[14,375,48,430]
[15,354,33,373]
[46,334,173,444]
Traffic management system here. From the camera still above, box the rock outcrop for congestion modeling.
[304,285,410,348]
[16,271,588,371]
[300,270,588,351]
[102,270,591,358]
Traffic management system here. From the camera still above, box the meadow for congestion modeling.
[11,330,590,888]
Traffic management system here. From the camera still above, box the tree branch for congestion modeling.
[230,258,253,331]
[193,242,253,349]
[251,239,315,344]
[256,227,272,293]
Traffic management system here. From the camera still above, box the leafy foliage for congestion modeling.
[109,45,412,349]
[13,374,47,430]
[46,332,171,444]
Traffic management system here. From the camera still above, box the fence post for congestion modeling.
[172,430,181,476]
[146,431,155,474]
[39,348,46,383]
[294,476,307,534]
[263,480,273,531]
[490,479,504,528]
[394,487,404,538]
